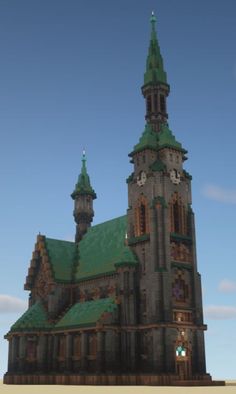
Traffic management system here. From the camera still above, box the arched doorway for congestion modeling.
[175,343,192,380]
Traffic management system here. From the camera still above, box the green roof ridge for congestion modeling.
[144,12,168,85]
[71,151,96,199]
[55,297,117,330]
[10,301,52,332]
[130,123,159,155]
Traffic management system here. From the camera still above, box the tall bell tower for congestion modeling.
[126,13,208,378]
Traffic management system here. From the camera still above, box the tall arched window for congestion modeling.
[169,193,187,235]
[134,196,149,237]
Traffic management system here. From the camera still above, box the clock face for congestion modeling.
[137,171,147,187]
[170,169,181,184]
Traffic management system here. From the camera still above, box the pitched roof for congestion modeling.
[158,123,187,153]
[75,215,138,281]
[55,297,117,330]
[9,301,53,332]
[129,123,159,156]
[45,238,77,282]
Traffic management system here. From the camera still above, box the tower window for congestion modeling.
[154,94,158,111]
[134,196,149,237]
[169,193,187,235]
[147,96,152,113]
[140,203,146,234]
[173,201,180,233]
[160,94,166,113]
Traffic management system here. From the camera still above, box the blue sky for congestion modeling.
[0,0,236,380]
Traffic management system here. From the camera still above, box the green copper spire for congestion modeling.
[71,151,96,200]
[144,12,168,85]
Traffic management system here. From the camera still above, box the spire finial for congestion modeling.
[150,11,157,31]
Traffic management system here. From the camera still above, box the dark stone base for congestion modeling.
[3,372,225,386]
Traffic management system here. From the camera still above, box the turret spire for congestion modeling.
[142,12,170,131]
[71,151,96,242]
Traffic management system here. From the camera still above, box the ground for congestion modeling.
[1,380,236,394]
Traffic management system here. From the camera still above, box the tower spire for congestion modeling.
[142,12,170,131]
[71,151,96,242]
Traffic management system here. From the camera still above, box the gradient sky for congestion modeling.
[0,0,235,380]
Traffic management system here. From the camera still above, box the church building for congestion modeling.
[4,13,221,386]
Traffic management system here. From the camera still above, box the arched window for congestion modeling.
[172,271,189,303]
[134,196,149,237]
[169,193,187,235]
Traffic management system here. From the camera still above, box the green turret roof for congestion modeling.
[144,12,168,86]
[158,123,187,153]
[71,151,96,199]
[129,123,159,156]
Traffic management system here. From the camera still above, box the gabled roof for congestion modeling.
[9,301,53,332]
[75,215,138,281]
[54,297,117,330]
[25,216,138,287]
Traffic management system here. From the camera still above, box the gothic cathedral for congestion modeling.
[4,13,223,386]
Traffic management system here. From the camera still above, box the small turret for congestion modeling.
[71,151,96,242]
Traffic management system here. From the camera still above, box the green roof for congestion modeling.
[130,123,159,156]
[71,152,96,199]
[10,302,52,332]
[144,13,168,86]
[45,238,77,282]
[158,123,187,153]
[75,215,138,281]
[55,297,117,330]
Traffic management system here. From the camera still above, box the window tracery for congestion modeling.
[169,193,187,235]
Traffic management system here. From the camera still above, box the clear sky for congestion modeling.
[0,0,235,380]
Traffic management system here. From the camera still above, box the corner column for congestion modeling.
[18,335,26,372]
[80,331,88,371]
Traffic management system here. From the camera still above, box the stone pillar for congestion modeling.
[37,335,47,372]
[130,331,136,372]
[11,336,19,372]
[105,330,116,372]
[52,335,59,371]
[165,328,176,373]
[196,331,206,373]
[65,333,73,372]
[80,331,88,372]
[96,331,104,373]
[152,328,164,372]
[45,335,53,372]
[7,338,13,372]
[18,336,26,372]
